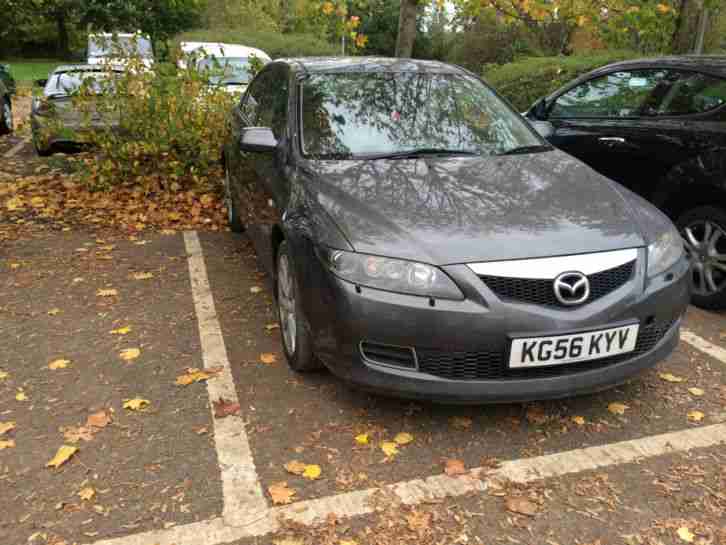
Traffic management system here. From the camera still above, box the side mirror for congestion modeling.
[35,79,48,88]
[530,120,555,139]
[240,127,277,153]
[530,98,549,120]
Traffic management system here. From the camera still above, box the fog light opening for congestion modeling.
[645,315,656,326]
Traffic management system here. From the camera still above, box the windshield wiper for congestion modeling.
[497,144,552,156]
[362,148,480,160]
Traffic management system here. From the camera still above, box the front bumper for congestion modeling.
[301,246,690,404]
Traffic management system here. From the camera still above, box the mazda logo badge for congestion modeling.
[553,271,590,306]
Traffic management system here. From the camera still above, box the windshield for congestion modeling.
[300,72,541,158]
[197,57,257,85]
[45,71,117,96]
[89,35,153,58]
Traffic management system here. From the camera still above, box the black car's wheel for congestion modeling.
[677,206,726,310]
[223,162,244,233]
[0,97,11,135]
[276,241,322,372]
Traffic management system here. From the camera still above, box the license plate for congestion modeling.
[509,323,639,369]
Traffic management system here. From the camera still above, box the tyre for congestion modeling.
[276,241,322,372]
[223,163,244,233]
[0,97,11,135]
[677,205,726,310]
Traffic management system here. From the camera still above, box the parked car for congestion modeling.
[0,63,15,134]
[223,57,690,403]
[524,56,726,309]
[179,42,271,94]
[87,32,154,69]
[31,64,121,156]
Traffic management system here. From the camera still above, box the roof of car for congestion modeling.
[53,64,124,73]
[593,55,726,78]
[275,57,466,75]
[179,42,271,60]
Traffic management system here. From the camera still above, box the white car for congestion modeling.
[178,42,271,94]
[88,33,154,69]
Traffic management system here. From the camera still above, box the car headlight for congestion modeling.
[647,223,683,277]
[319,248,464,300]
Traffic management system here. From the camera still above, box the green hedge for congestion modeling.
[173,29,338,60]
[483,51,639,112]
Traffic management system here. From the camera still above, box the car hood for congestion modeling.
[304,150,646,265]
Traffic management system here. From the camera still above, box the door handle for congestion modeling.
[598,136,626,144]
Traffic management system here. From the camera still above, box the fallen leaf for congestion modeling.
[608,402,629,415]
[96,288,118,297]
[406,510,432,531]
[449,416,472,430]
[339,540,358,545]
[123,398,150,411]
[48,358,71,370]
[175,367,220,386]
[659,372,684,383]
[119,348,140,361]
[213,398,240,418]
[284,460,307,475]
[0,440,15,450]
[63,426,95,443]
[354,433,369,445]
[688,387,704,396]
[47,308,61,316]
[86,410,111,429]
[444,458,466,476]
[110,326,131,335]
[302,464,322,480]
[687,410,704,422]
[46,445,78,468]
[572,415,586,426]
[259,353,277,365]
[394,432,414,446]
[380,441,399,457]
[505,496,538,517]
[273,539,304,545]
[526,405,548,424]
[265,323,280,331]
[250,286,263,294]
[78,487,95,501]
[0,422,15,436]
[132,272,154,280]
[677,527,695,543]
[15,390,27,401]
[161,229,176,235]
[268,482,296,505]
[0,370,7,381]
[193,426,208,435]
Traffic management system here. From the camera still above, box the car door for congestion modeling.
[541,68,689,197]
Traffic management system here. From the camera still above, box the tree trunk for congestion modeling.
[671,0,702,53]
[279,0,291,33]
[56,10,70,59]
[395,0,418,58]
[694,7,709,54]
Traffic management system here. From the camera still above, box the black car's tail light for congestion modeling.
[360,341,417,369]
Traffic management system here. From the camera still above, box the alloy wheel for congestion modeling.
[681,220,726,296]
[277,253,297,355]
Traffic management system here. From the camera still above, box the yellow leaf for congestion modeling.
[394,432,414,445]
[175,368,218,386]
[268,482,296,505]
[0,440,15,450]
[572,415,586,426]
[16,390,27,401]
[132,272,154,280]
[265,323,280,331]
[449,416,472,430]
[96,288,118,297]
[380,441,398,457]
[0,370,9,381]
[250,286,263,294]
[608,402,629,415]
[444,458,466,476]
[47,308,61,316]
[659,372,684,383]
[86,410,112,428]
[687,410,704,422]
[9,262,20,269]
[46,445,78,468]
[167,211,182,221]
[340,541,358,545]
[260,353,277,365]
[302,464,322,480]
[78,487,95,501]
[284,460,307,475]
[110,326,131,335]
[677,527,695,543]
[123,398,150,411]
[354,433,369,445]
[688,387,704,396]
[48,359,71,370]
[0,421,15,435]
[119,348,140,361]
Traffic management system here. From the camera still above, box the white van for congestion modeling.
[88,33,154,69]
[179,42,271,94]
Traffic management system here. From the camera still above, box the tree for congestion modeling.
[395,0,418,57]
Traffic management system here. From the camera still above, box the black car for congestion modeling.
[0,63,15,134]
[524,56,726,309]
[222,57,689,403]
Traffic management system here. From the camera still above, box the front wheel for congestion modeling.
[677,206,726,310]
[223,163,244,233]
[0,98,12,135]
[276,241,322,372]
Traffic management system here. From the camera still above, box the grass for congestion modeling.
[1,59,64,85]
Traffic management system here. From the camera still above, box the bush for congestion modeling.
[483,51,639,112]
[173,28,338,59]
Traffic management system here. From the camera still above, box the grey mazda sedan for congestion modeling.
[223,57,690,403]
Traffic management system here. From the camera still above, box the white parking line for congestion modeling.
[680,328,726,363]
[3,140,25,158]
[184,231,268,527]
